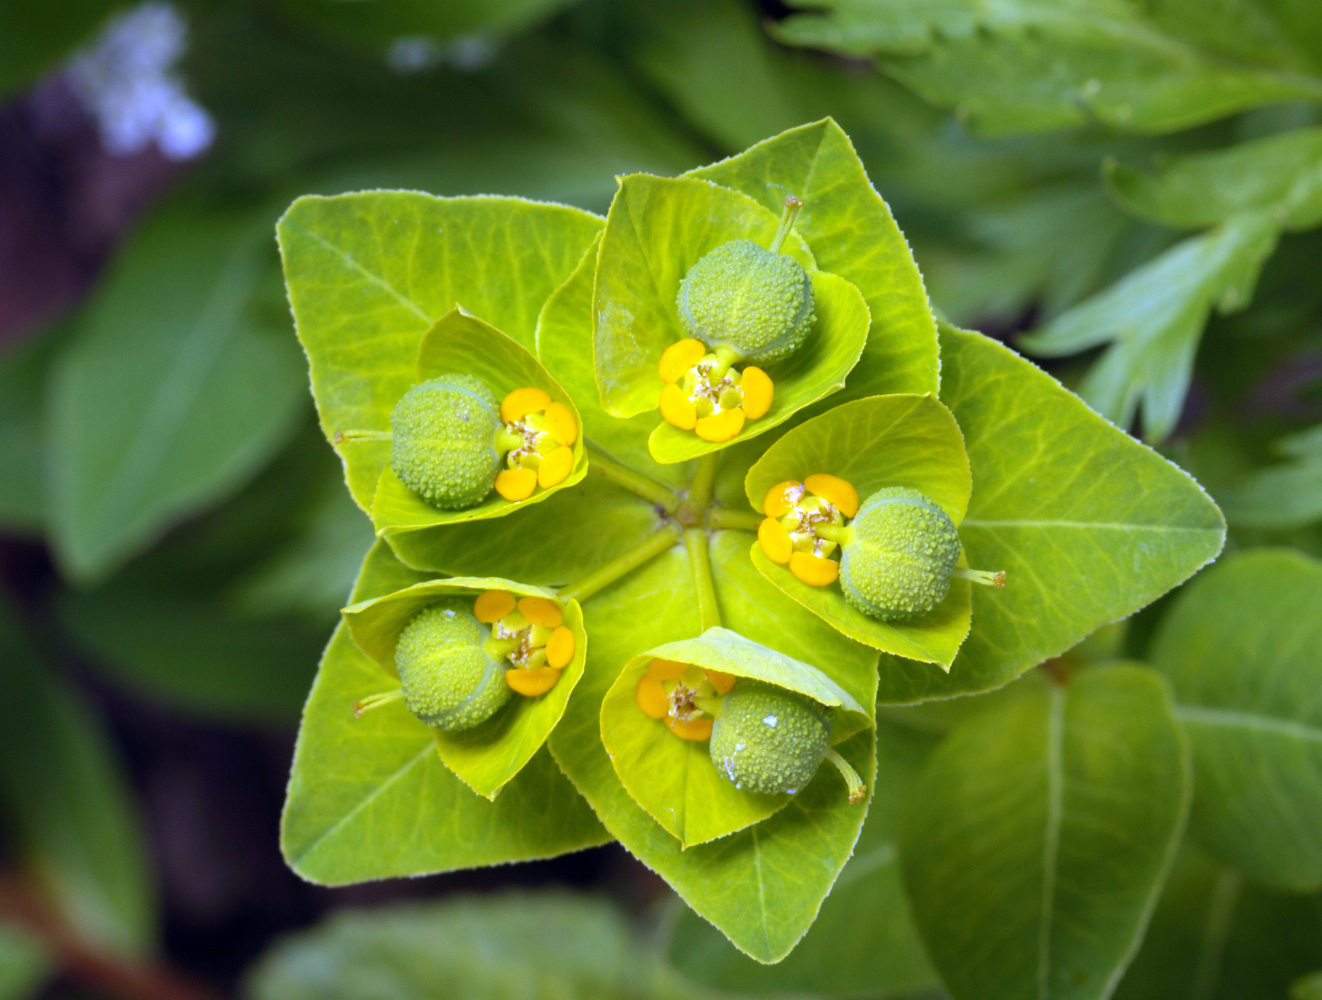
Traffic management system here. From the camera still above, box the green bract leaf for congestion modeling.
[1105,128,1322,231]
[900,666,1191,1000]
[877,323,1225,702]
[1018,213,1280,442]
[1150,549,1322,892]
[686,118,940,400]
[277,192,602,510]
[342,576,586,800]
[281,543,607,883]
[600,627,869,847]
[744,393,974,664]
[370,309,588,537]
[549,545,877,962]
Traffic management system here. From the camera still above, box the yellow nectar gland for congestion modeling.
[634,658,735,742]
[493,388,578,501]
[656,339,774,443]
[758,476,856,587]
[475,590,576,697]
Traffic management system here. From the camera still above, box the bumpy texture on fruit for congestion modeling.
[709,680,830,795]
[840,487,961,621]
[394,599,512,731]
[390,375,502,508]
[676,240,814,365]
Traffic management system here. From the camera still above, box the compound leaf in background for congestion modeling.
[1217,425,1322,529]
[246,890,708,1000]
[665,718,939,998]
[1019,213,1280,443]
[689,118,940,400]
[1149,548,1322,891]
[49,200,307,583]
[900,665,1190,1000]
[774,1,1322,135]
[876,324,1225,702]
[0,597,155,958]
[277,192,602,510]
[1105,128,1322,231]
[281,542,607,884]
[0,331,56,535]
[0,922,50,1000]
[1114,848,1322,1000]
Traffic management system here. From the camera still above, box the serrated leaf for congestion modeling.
[664,718,940,998]
[281,542,607,884]
[50,200,306,583]
[743,393,974,663]
[549,545,877,962]
[1105,127,1322,230]
[900,665,1191,1000]
[1149,548,1322,891]
[277,192,602,510]
[600,627,869,847]
[876,323,1225,702]
[342,577,586,800]
[687,118,940,400]
[1019,213,1280,442]
[370,309,587,536]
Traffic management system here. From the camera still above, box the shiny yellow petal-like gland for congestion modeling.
[546,626,575,668]
[635,675,669,718]
[790,551,840,586]
[695,407,745,442]
[763,480,802,518]
[659,383,697,430]
[805,473,860,518]
[647,658,688,680]
[542,402,578,445]
[495,468,537,501]
[704,669,737,694]
[474,589,516,623]
[537,445,574,488]
[757,517,793,564]
[658,338,707,383]
[518,596,563,628]
[667,715,714,741]
[740,366,773,419]
[500,386,552,423]
[506,667,560,697]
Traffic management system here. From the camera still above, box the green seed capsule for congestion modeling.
[393,599,512,731]
[840,487,961,621]
[676,240,815,366]
[709,680,831,795]
[390,375,502,508]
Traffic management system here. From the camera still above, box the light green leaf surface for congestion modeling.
[648,270,870,464]
[664,718,940,998]
[901,666,1191,1000]
[1150,548,1322,891]
[600,628,869,847]
[50,201,306,583]
[687,118,940,400]
[246,890,712,1000]
[0,597,155,958]
[593,172,816,419]
[743,393,974,664]
[775,2,1322,135]
[536,235,691,490]
[281,542,608,884]
[1019,214,1280,442]
[371,309,587,535]
[1114,848,1322,1000]
[874,323,1224,702]
[277,192,601,509]
[342,577,586,800]
[1105,128,1322,230]
[0,332,54,534]
[0,921,50,1000]
[549,547,877,962]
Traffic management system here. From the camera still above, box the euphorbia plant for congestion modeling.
[277,120,1224,963]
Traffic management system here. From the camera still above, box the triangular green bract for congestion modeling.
[548,542,877,962]
[600,627,870,848]
[280,542,607,884]
[744,394,974,665]
[647,269,870,464]
[875,323,1225,703]
[277,192,602,511]
[341,576,587,801]
[370,309,588,536]
[687,118,939,400]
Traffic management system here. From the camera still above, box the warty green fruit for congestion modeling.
[709,680,831,795]
[676,240,814,365]
[393,599,512,731]
[840,487,961,621]
[390,375,502,509]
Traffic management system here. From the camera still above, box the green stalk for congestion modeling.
[587,447,681,512]
[685,528,721,632]
[707,508,764,532]
[558,525,683,604]
[687,452,721,510]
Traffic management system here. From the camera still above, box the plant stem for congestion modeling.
[587,447,680,512]
[684,528,721,631]
[707,508,763,532]
[334,428,393,443]
[559,525,682,604]
[823,747,867,804]
[687,452,720,510]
